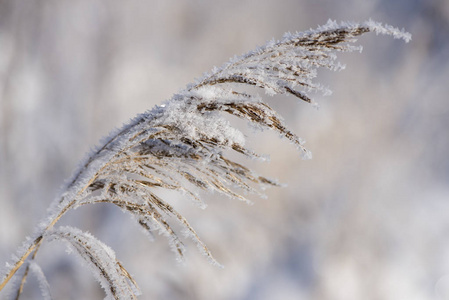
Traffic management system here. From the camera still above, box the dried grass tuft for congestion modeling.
[0,20,410,299]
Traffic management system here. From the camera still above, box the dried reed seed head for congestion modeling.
[0,20,410,299]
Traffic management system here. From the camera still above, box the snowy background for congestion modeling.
[1,0,449,299]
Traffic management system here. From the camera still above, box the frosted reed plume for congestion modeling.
[0,20,410,299]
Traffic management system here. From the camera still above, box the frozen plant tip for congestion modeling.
[0,20,410,299]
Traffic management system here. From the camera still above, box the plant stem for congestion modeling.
[0,201,75,294]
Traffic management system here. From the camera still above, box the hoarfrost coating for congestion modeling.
[0,20,410,299]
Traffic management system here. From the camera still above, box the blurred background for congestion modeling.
[1,0,448,299]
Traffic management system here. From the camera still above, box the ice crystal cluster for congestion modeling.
[0,20,410,299]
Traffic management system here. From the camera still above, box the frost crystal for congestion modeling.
[0,20,410,299]
[47,226,141,299]
[29,262,52,300]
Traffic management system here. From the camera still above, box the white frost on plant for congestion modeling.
[364,19,412,42]
[46,226,141,300]
[29,262,52,300]
[0,20,411,299]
